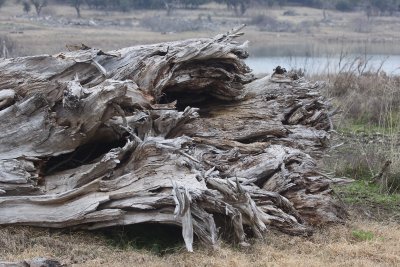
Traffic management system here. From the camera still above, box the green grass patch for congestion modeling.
[339,124,381,135]
[335,180,400,209]
[337,120,399,135]
[351,230,374,241]
[335,162,372,181]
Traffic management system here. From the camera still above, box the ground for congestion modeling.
[1,3,400,56]
[1,212,399,266]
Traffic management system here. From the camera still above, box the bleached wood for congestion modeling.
[0,27,347,251]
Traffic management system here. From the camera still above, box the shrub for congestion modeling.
[329,72,400,126]
[335,1,354,12]
[283,10,297,16]
[323,57,400,199]
[249,14,295,32]
[22,1,31,13]
[352,16,371,33]
[0,35,16,58]
[140,16,213,32]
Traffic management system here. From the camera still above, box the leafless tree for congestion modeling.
[71,0,85,18]
[29,0,48,16]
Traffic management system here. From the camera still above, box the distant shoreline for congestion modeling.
[1,4,400,58]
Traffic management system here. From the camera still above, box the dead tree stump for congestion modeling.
[0,28,346,251]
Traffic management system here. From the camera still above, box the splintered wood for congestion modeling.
[0,28,346,251]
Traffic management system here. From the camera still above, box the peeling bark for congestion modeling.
[0,27,347,251]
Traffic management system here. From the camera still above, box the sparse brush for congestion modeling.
[0,34,17,58]
[379,153,400,194]
[333,73,400,127]
[321,55,400,197]
[248,14,291,32]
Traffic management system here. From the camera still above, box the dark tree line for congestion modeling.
[3,0,400,17]
[0,0,6,9]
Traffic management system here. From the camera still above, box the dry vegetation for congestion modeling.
[319,58,400,233]
[323,62,400,195]
[1,217,400,267]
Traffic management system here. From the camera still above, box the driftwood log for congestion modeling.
[0,28,346,251]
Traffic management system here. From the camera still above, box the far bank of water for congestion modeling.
[246,55,400,75]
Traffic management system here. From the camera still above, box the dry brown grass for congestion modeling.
[328,72,400,127]
[1,216,399,267]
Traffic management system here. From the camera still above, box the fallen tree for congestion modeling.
[0,27,347,252]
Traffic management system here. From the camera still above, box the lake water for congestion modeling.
[246,55,400,76]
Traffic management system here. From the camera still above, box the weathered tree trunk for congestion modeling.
[0,27,346,251]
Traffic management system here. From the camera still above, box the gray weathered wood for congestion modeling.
[0,27,347,251]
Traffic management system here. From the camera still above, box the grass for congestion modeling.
[335,181,400,211]
[319,53,400,225]
[351,230,374,241]
[320,53,400,197]
[339,122,395,135]
[1,219,400,266]
[327,72,400,127]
